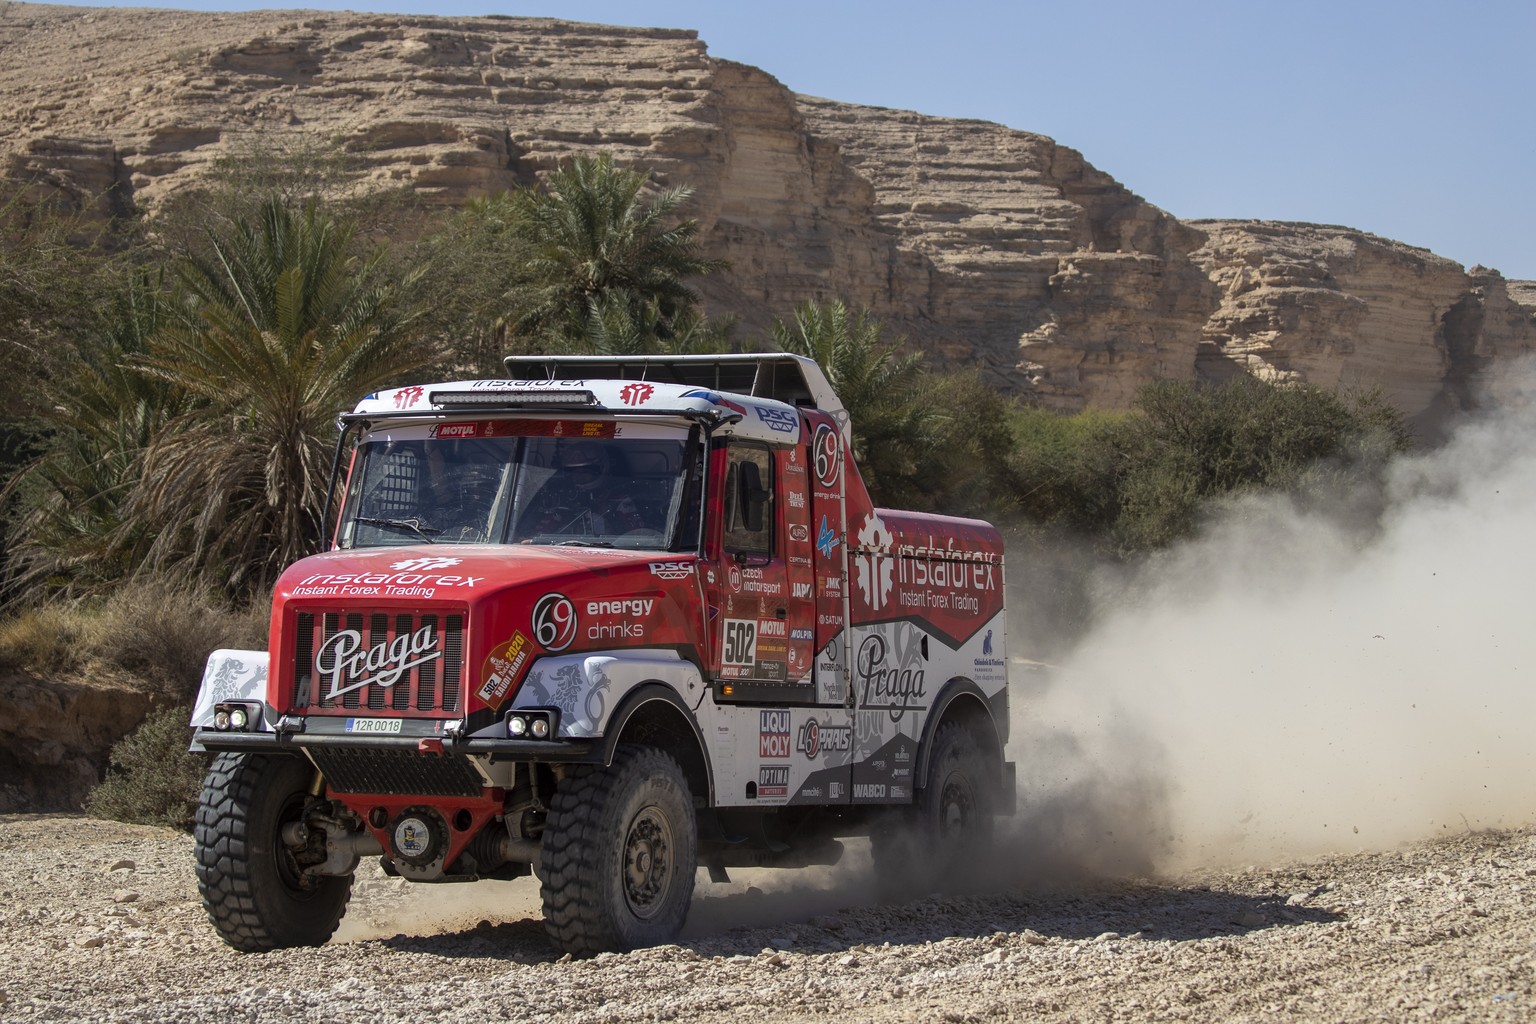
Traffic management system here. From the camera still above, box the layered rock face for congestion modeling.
[0,673,152,811]
[1192,223,1479,423]
[3,2,1532,422]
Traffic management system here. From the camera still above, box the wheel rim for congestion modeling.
[622,804,674,919]
[938,769,975,837]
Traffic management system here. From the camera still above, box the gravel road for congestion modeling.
[1,814,1532,1022]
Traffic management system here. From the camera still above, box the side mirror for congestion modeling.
[737,460,769,533]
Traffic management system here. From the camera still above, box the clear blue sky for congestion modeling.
[32,0,1536,279]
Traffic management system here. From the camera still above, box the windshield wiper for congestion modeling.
[555,539,615,548]
[355,516,441,544]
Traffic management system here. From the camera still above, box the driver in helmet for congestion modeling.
[526,439,645,537]
[411,442,502,543]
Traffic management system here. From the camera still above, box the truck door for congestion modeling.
[709,431,854,808]
[712,441,812,700]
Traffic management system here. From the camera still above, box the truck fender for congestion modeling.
[189,649,271,733]
[595,682,714,805]
[509,648,706,738]
[912,677,1003,791]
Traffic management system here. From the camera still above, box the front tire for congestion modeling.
[871,721,996,899]
[194,752,352,952]
[539,746,697,955]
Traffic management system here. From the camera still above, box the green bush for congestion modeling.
[1003,406,1136,537]
[84,704,208,832]
[1113,377,1410,550]
[1000,376,1411,556]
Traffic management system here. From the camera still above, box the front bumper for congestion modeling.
[192,726,600,762]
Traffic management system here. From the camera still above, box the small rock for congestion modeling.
[836,953,858,968]
[105,859,135,873]
[111,890,140,904]
[1237,911,1266,928]
[1021,930,1048,945]
[982,948,1006,964]
[1095,931,1121,943]
[73,932,107,948]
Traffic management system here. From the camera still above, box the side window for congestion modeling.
[722,445,774,556]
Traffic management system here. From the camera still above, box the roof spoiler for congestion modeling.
[501,352,847,426]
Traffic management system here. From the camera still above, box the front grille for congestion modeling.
[294,609,465,715]
[309,747,484,797]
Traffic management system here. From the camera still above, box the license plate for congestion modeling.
[345,718,403,734]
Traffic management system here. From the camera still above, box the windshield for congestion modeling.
[336,422,698,551]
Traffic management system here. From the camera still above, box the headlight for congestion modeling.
[505,708,558,740]
[212,702,258,732]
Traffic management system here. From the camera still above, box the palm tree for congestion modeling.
[0,184,100,378]
[581,289,736,356]
[411,191,536,373]
[507,154,725,351]
[2,273,186,599]
[772,301,945,506]
[132,197,433,592]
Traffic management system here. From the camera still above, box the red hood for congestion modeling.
[276,544,681,604]
[267,544,705,720]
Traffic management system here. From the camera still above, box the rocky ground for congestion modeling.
[1,815,1532,1022]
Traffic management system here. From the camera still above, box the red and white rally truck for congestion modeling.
[190,353,1013,955]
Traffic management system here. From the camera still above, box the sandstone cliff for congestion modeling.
[3,2,1532,425]
[0,671,152,810]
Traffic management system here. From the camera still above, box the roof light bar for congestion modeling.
[429,388,598,408]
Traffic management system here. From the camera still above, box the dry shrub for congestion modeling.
[0,604,88,675]
[0,579,268,698]
[84,704,207,831]
[85,579,268,699]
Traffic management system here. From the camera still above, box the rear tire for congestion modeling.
[871,721,995,899]
[194,752,352,952]
[540,746,697,955]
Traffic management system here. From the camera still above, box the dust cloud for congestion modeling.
[331,858,882,945]
[338,387,1536,944]
[1006,388,1536,875]
[334,875,541,943]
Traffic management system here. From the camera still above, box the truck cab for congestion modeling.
[190,353,1014,955]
